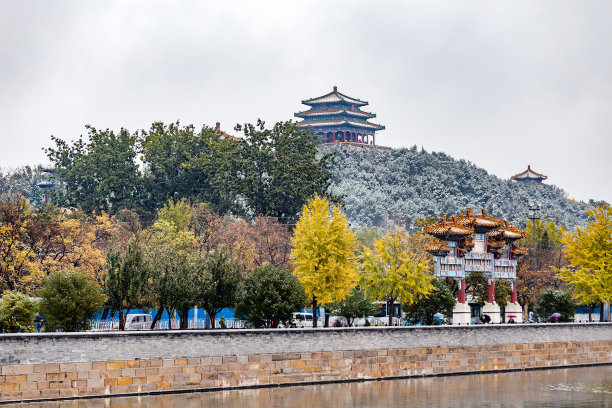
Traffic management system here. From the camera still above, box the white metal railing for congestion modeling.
[88,317,247,331]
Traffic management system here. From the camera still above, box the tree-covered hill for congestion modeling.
[327,145,592,230]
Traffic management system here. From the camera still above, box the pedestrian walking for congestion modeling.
[34,313,45,333]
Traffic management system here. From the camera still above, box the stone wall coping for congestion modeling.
[1,321,611,341]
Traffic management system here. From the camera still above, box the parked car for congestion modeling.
[124,314,153,330]
[289,312,322,328]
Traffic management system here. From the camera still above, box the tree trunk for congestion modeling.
[324,308,330,327]
[100,307,110,324]
[601,302,605,322]
[179,307,190,329]
[312,294,318,328]
[209,311,217,328]
[167,309,175,329]
[118,310,125,331]
[608,302,611,322]
[388,298,395,326]
[151,307,164,329]
[588,304,592,323]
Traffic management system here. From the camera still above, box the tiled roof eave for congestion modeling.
[296,120,384,131]
[295,109,376,119]
[302,91,368,107]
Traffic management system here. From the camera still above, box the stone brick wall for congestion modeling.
[1,323,611,403]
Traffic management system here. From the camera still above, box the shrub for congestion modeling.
[0,290,38,333]
[535,287,575,322]
[38,269,105,332]
[235,264,308,328]
[404,279,456,325]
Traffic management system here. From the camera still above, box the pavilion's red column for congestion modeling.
[511,280,517,303]
[458,278,466,303]
[488,279,495,303]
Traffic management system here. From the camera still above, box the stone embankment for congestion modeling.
[1,323,611,403]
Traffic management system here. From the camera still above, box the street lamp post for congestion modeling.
[527,202,541,270]
[526,202,540,321]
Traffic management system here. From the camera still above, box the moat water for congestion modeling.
[11,366,612,407]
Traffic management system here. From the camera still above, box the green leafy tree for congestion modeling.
[101,239,151,330]
[404,279,456,325]
[236,120,336,223]
[235,264,308,328]
[555,203,612,321]
[0,290,38,333]
[360,229,433,325]
[331,287,378,327]
[291,195,358,327]
[149,247,202,329]
[145,199,201,329]
[199,251,243,328]
[139,122,240,214]
[38,269,104,332]
[45,125,142,214]
[534,287,575,322]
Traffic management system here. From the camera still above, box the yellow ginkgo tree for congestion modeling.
[291,195,358,327]
[360,229,433,326]
[555,203,612,321]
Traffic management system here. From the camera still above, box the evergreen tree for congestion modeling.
[198,251,243,328]
[38,269,104,332]
[404,279,455,325]
[235,264,308,328]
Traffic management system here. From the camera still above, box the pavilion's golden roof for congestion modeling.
[487,238,506,249]
[488,220,525,241]
[424,240,452,256]
[423,215,474,239]
[510,244,528,257]
[456,208,504,231]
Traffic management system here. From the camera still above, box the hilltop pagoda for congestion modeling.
[294,86,385,146]
[511,165,547,183]
[424,209,526,324]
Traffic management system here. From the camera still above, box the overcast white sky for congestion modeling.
[1,1,611,203]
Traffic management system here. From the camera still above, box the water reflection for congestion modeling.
[11,366,612,408]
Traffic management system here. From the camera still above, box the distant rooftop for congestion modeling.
[511,165,547,183]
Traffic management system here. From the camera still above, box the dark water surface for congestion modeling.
[11,366,612,408]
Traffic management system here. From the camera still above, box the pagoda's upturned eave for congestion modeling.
[294,109,376,119]
[302,100,368,107]
[301,91,368,107]
[296,120,385,131]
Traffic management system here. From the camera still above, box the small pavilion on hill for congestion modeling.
[294,86,385,146]
[511,165,547,183]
